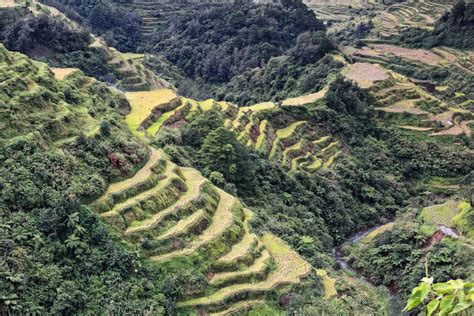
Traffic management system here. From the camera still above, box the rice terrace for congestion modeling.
[0,0,472,315]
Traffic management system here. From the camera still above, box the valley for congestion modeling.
[0,0,472,315]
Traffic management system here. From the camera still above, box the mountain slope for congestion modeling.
[88,145,312,314]
[1,0,473,314]
[0,45,172,314]
[0,0,170,91]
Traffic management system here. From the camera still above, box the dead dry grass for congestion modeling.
[429,125,464,136]
[282,88,327,106]
[345,63,389,88]
[399,126,433,132]
[372,44,442,66]
[51,67,77,80]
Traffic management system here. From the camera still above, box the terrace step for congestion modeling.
[312,135,330,146]
[124,167,208,237]
[275,121,307,141]
[209,300,265,316]
[305,157,323,171]
[155,209,208,242]
[151,188,241,261]
[282,140,304,167]
[100,162,181,219]
[322,151,341,169]
[91,148,164,213]
[209,249,272,286]
[255,120,269,151]
[215,208,258,267]
[101,177,184,229]
[146,101,190,136]
[125,89,180,136]
[177,234,311,309]
[268,138,283,160]
[319,141,339,155]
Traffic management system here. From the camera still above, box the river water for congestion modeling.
[332,223,408,315]
[332,224,388,268]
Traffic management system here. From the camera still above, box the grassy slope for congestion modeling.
[178,234,311,307]
[125,89,178,136]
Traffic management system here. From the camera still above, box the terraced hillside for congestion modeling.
[341,44,473,141]
[0,0,170,92]
[125,88,344,173]
[89,38,170,91]
[0,42,329,315]
[227,103,342,173]
[89,146,312,314]
[305,0,453,41]
[372,0,451,38]
[0,44,128,145]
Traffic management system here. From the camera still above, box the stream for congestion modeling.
[332,223,460,314]
[332,223,406,315]
[332,224,387,269]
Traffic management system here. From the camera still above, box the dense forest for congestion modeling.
[218,33,341,105]
[35,0,339,102]
[40,0,142,51]
[0,12,119,83]
[149,1,324,83]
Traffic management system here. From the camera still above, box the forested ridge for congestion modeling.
[32,0,339,102]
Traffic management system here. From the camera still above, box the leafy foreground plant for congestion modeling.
[405,277,473,315]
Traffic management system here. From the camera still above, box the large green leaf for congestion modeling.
[404,282,431,311]
[434,282,459,294]
[426,299,440,316]
[448,302,471,314]
[433,279,464,294]
[438,294,455,315]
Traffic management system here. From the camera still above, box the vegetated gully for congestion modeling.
[332,224,386,269]
[333,224,460,268]
[332,223,404,313]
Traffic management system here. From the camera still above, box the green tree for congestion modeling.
[198,127,253,185]
[199,127,238,180]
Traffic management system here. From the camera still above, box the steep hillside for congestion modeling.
[123,0,268,36]
[89,145,313,314]
[1,44,385,315]
[305,0,453,43]
[1,0,473,314]
[147,1,325,83]
[0,42,322,315]
[344,199,474,297]
[400,1,474,49]
[115,26,473,311]
[298,1,474,312]
[40,0,143,51]
[0,45,171,314]
[31,0,339,102]
[0,0,170,91]
[123,88,343,173]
